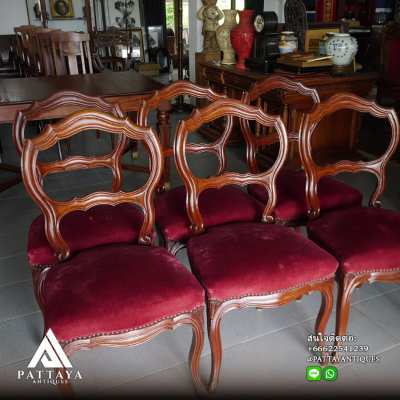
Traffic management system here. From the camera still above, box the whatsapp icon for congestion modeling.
[323,366,338,381]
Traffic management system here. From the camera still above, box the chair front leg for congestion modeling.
[207,300,224,393]
[334,272,363,358]
[314,278,334,360]
[188,308,205,393]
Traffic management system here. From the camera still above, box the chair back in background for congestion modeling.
[51,31,93,76]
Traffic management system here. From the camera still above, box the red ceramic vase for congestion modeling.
[230,9,255,70]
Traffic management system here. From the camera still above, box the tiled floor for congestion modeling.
[0,110,400,399]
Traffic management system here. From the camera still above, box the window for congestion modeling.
[217,0,245,10]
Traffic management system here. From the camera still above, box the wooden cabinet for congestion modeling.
[196,61,378,167]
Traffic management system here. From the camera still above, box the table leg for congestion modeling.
[157,101,173,191]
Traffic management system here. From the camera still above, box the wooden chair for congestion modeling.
[13,90,124,160]
[14,25,39,76]
[92,28,132,72]
[21,110,205,393]
[174,98,337,391]
[303,93,400,356]
[242,76,362,226]
[30,28,60,76]
[51,31,93,76]
[139,81,265,256]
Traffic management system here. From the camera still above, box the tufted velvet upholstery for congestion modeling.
[41,244,205,342]
[248,169,362,223]
[187,222,338,302]
[307,207,400,274]
[155,185,263,242]
[28,204,145,266]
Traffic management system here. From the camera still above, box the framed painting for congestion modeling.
[50,0,74,19]
[130,28,145,62]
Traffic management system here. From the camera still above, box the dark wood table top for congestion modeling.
[0,70,164,122]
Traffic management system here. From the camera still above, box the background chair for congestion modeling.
[302,93,400,353]
[174,98,338,391]
[139,81,264,256]
[21,110,205,392]
[51,31,93,76]
[13,90,123,160]
[242,76,362,226]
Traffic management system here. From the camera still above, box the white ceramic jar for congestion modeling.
[326,33,358,66]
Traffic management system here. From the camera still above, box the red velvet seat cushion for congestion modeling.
[307,207,400,274]
[155,185,263,242]
[41,244,204,342]
[248,169,362,223]
[187,222,338,302]
[28,204,144,266]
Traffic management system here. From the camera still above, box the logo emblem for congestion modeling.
[322,366,338,381]
[306,366,322,381]
[28,329,72,369]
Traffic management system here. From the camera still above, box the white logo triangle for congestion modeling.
[28,329,72,369]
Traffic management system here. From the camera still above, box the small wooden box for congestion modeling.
[134,63,160,76]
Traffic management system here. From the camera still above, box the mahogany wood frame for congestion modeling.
[174,99,335,391]
[13,90,125,157]
[241,75,320,176]
[21,110,160,261]
[299,93,399,219]
[174,98,288,233]
[138,80,228,189]
[299,92,400,354]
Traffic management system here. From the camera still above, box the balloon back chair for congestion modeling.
[13,90,123,161]
[139,81,267,256]
[242,76,362,226]
[174,98,339,391]
[302,93,400,354]
[21,110,205,392]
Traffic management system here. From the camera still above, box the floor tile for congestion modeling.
[0,312,43,367]
[354,289,400,341]
[301,306,399,356]
[0,253,31,288]
[0,280,39,323]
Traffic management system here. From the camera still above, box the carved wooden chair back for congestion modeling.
[21,111,162,261]
[174,98,289,233]
[51,31,93,76]
[138,80,228,186]
[13,90,124,157]
[299,93,400,219]
[36,30,59,76]
[242,75,320,173]
[31,28,60,76]
[93,29,132,71]
[14,25,39,75]
[139,81,227,154]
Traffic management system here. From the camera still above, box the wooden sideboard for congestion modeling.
[196,61,379,167]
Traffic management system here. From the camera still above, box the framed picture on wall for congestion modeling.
[147,26,164,49]
[130,28,145,62]
[50,0,74,19]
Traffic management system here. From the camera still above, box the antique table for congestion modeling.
[0,70,164,191]
[196,61,379,167]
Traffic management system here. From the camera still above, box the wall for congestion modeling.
[0,0,29,35]
[264,0,285,22]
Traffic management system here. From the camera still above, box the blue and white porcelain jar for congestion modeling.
[326,33,358,66]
